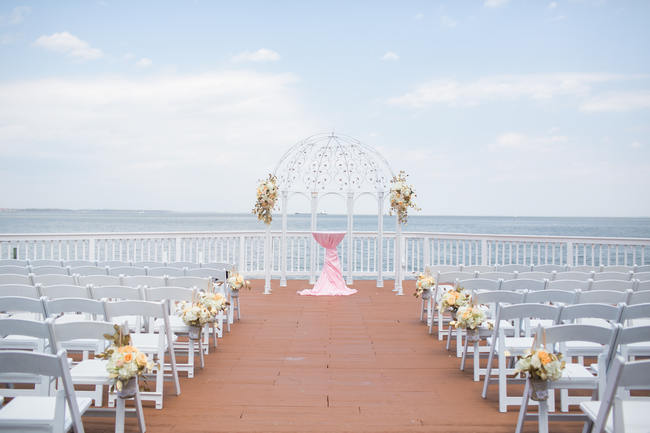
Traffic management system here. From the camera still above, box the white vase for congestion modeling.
[466,328,480,342]
[189,326,201,340]
[231,289,239,298]
[117,377,137,399]
[530,378,549,401]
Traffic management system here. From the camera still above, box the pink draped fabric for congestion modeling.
[298,232,357,296]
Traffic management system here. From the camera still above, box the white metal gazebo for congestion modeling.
[267,132,397,291]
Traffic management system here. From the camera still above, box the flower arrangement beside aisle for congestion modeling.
[414,273,436,298]
[450,304,492,341]
[514,340,566,401]
[389,170,420,225]
[438,287,471,316]
[227,272,251,293]
[253,173,278,225]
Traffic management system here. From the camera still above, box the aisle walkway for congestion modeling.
[87,280,579,433]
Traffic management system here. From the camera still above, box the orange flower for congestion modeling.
[136,352,148,367]
[538,350,552,365]
[123,352,133,362]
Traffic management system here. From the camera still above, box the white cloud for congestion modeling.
[631,141,643,149]
[0,34,13,45]
[580,91,650,112]
[414,12,424,20]
[441,15,457,28]
[484,0,509,8]
[6,6,31,24]
[136,57,152,68]
[489,132,568,152]
[0,71,315,210]
[33,32,103,60]
[548,2,558,9]
[381,51,399,61]
[388,73,642,108]
[232,48,280,63]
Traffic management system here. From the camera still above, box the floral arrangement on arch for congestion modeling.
[438,286,471,314]
[451,304,492,330]
[227,272,251,291]
[414,273,436,298]
[252,173,279,225]
[389,170,420,225]
[98,324,153,393]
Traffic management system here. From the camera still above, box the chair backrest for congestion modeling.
[518,271,553,281]
[168,261,199,269]
[98,260,132,267]
[593,271,633,281]
[0,284,39,298]
[167,276,211,291]
[185,268,226,280]
[590,356,650,433]
[571,265,598,272]
[144,286,195,303]
[90,284,143,301]
[636,265,650,273]
[602,265,633,273]
[460,265,494,273]
[628,290,650,305]
[0,296,46,317]
[28,259,62,267]
[633,272,650,282]
[0,259,29,266]
[620,303,650,323]
[32,274,76,286]
[478,271,516,281]
[0,265,29,275]
[615,325,650,346]
[0,274,32,286]
[109,266,146,276]
[49,320,114,347]
[636,280,650,292]
[436,271,476,285]
[501,278,547,292]
[77,275,121,287]
[65,260,97,268]
[70,266,108,276]
[590,279,634,292]
[457,278,500,293]
[104,299,167,320]
[148,266,185,277]
[578,290,630,305]
[497,303,561,322]
[556,271,593,281]
[497,264,532,272]
[43,298,106,319]
[30,266,69,276]
[122,275,165,288]
[0,317,53,342]
[524,289,577,305]
[0,349,85,432]
[559,303,623,323]
[532,264,566,272]
[547,279,590,292]
[38,284,90,299]
[544,323,618,354]
[473,290,525,306]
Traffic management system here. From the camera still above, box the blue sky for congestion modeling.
[0,0,649,216]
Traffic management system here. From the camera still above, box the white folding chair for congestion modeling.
[580,355,650,433]
[482,303,561,412]
[430,271,475,337]
[497,264,532,272]
[501,278,547,292]
[633,272,650,282]
[122,276,165,288]
[104,300,181,409]
[186,268,226,280]
[64,260,97,268]
[29,260,62,267]
[69,266,108,277]
[620,303,650,328]
[636,265,650,273]
[533,264,566,272]
[0,265,29,275]
[593,272,633,281]
[148,267,185,277]
[0,349,90,433]
[78,275,121,287]
[573,266,599,272]
[49,320,146,432]
[557,271,594,281]
[167,277,224,341]
[518,272,554,281]
[0,274,33,286]
[33,275,77,287]
[635,280,650,292]
[109,267,146,277]
[628,290,650,305]
[0,259,29,266]
[38,284,91,300]
[578,290,631,305]
[525,289,577,305]
[515,324,618,433]
[167,261,197,269]
[479,271,517,281]
[31,266,69,276]
[460,265,494,273]
[548,279,590,292]
[601,265,634,273]
[98,261,132,268]
[90,285,143,301]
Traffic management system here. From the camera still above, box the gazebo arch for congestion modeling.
[271,132,395,290]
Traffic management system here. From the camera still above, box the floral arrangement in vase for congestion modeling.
[514,344,566,401]
[227,272,251,292]
[389,170,420,225]
[178,301,215,328]
[198,291,229,314]
[252,173,278,225]
[97,324,153,396]
[450,304,490,331]
[414,273,436,298]
[438,287,471,314]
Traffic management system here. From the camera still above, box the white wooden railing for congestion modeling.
[1,231,649,286]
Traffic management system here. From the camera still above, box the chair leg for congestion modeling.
[165,328,181,396]
[482,337,497,399]
[460,336,469,371]
[473,341,480,382]
[515,379,531,433]
[538,398,549,433]
[115,396,126,433]
[446,326,453,350]
[198,338,205,369]
[498,348,507,412]
[134,391,146,433]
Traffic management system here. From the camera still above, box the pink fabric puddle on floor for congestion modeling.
[298,232,357,296]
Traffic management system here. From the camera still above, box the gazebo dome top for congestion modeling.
[273,132,394,196]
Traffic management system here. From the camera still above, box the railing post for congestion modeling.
[280,190,288,287]
[566,241,574,267]
[309,192,318,285]
[395,222,403,295]
[238,235,246,274]
[175,237,182,262]
[423,236,430,269]
[88,238,96,262]
[377,191,384,288]
[481,239,487,266]
[264,225,272,294]
[346,192,354,286]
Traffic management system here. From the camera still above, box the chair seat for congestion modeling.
[0,335,43,350]
[154,316,189,334]
[0,395,92,430]
[60,338,105,353]
[70,359,109,384]
[581,400,650,433]
[564,340,604,356]
[624,341,650,356]
[503,337,535,352]
[131,333,168,353]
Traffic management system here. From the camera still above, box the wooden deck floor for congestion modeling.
[86,279,581,433]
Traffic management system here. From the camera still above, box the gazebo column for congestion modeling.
[264,224,272,295]
[280,190,288,287]
[309,191,318,285]
[346,192,354,285]
[376,191,384,288]
[395,219,404,295]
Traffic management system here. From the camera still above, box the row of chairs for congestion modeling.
[429,263,650,273]
[429,269,650,282]
[0,274,215,290]
[0,264,228,278]
[0,259,232,269]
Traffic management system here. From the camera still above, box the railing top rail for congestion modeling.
[0,230,649,245]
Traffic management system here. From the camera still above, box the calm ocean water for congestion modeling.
[0,210,649,238]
